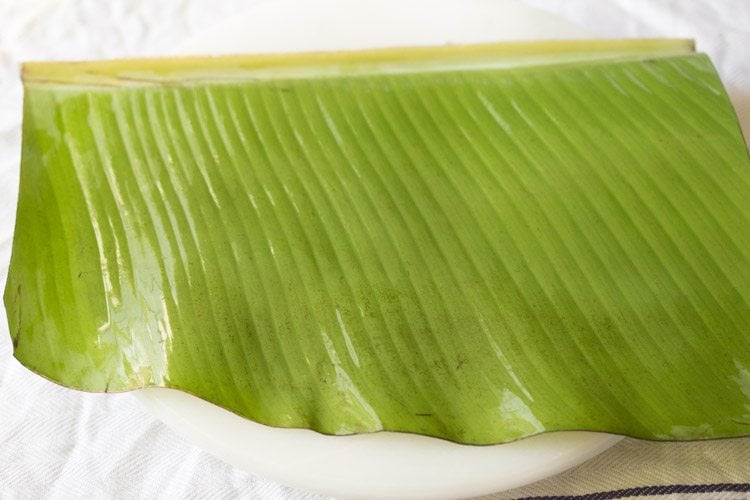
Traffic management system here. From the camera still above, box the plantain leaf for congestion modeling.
[5,40,750,444]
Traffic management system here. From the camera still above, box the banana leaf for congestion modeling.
[5,40,750,444]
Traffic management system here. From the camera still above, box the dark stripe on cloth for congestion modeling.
[517,482,750,499]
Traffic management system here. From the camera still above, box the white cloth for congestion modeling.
[0,1,748,499]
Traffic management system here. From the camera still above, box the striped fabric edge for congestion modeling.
[517,483,750,499]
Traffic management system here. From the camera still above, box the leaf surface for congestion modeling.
[6,40,750,444]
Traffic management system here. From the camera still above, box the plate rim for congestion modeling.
[135,1,622,497]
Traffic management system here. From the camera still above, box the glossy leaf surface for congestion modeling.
[6,41,750,444]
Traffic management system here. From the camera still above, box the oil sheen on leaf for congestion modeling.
[5,40,750,444]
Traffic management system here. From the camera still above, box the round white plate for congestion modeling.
[135,1,622,498]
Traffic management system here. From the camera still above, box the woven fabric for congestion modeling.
[496,437,750,499]
[0,1,748,498]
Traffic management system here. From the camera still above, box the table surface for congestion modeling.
[1,1,749,498]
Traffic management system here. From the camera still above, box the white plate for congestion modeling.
[135,1,622,498]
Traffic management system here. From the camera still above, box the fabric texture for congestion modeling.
[0,1,748,498]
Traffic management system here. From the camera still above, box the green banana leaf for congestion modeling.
[5,40,750,444]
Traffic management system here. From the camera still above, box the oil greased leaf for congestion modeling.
[5,40,750,444]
